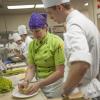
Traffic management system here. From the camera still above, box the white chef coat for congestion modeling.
[17,42,26,54]
[5,42,18,57]
[22,36,32,58]
[64,10,100,85]
[5,42,17,50]
[0,59,7,71]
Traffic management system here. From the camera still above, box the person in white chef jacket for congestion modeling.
[18,25,32,58]
[42,0,100,100]
[13,33,26,60]
[5,34,17,57]
[4,34,18,64]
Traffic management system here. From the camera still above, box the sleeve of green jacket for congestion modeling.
[27,41,34,65]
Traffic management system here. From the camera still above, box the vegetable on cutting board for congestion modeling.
[0,76,13,93]
[3,68,26,76]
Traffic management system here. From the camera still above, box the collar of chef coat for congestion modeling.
[35,32,49,45]
[66,10,79,22]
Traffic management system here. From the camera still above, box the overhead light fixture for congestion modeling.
[7,5,35,9]
[35,4,44,8]
[84,3,88,6]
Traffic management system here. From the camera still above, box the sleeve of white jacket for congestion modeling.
[65,25,92,65]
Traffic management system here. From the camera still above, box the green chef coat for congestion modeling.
[28,32,64,78]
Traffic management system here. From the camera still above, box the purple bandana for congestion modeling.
[29,13,47,29]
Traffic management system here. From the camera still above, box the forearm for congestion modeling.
[63,62,90,94]
[24,65,35,82]
[39,65,64,88]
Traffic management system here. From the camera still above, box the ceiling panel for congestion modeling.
[0,0,89,14]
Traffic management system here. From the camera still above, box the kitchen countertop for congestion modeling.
[0,74,92,100]
[0,91,47,100]
[0,74,47,100]
[48,98,62,100]
[0,74,64,100]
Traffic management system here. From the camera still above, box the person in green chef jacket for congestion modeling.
[18,13,65,98]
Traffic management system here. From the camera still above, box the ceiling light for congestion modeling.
[7,5,35,9]
[84,3,88,6]
[35,4,44,8]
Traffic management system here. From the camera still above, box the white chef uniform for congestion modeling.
[18,25,32,58]
[63,11,100,99]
